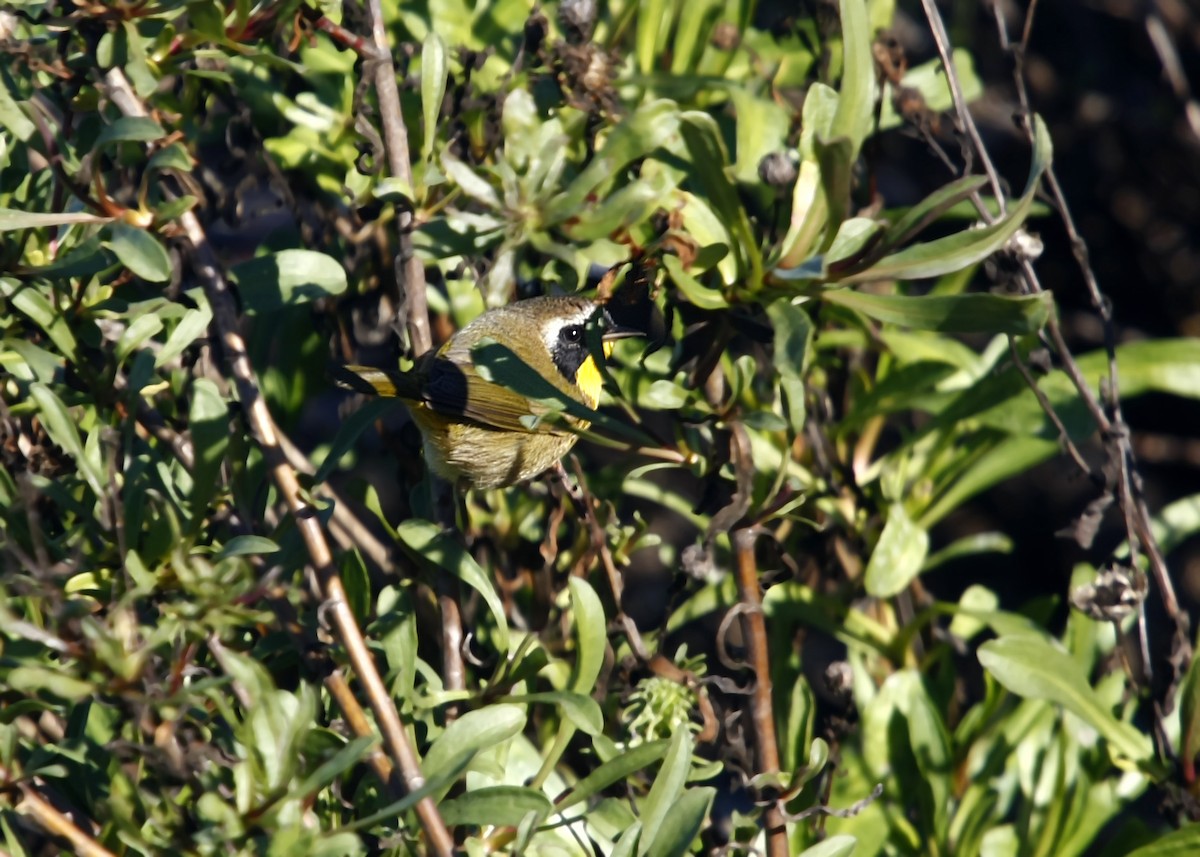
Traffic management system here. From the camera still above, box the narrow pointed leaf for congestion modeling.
[978,635,1155,766]
[397,519,510,653]
[556,741,670,810]
[864,504,929,597]
[438,786,552,828]
[420,33,448,162]
[822,290,1053,335]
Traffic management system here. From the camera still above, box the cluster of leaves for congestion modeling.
[3,0,1200,855]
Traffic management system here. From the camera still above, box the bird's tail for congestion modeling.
[330,364,420,399]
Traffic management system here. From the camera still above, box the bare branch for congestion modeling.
[5,769,115,857]
[364,0,431,357]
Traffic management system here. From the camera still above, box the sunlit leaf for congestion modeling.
[0,208,114,232]
[864,504,929,598]
[822,290,1053,335]
[420,32,448,163]
[422,705,526,800]
[438,786,551,828]
[397,519,510,654]
[978,635,1156,767]
[230,250,348,313]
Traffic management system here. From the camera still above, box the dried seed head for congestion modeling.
[758,151,798,188]
[558,0,597,43]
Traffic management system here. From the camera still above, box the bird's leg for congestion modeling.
[549,460,588,518]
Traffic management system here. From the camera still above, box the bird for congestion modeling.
[334,295,640,489]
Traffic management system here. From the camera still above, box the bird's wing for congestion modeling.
[419,356,563,435]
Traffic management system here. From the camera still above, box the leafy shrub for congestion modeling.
[1,1,1198,855]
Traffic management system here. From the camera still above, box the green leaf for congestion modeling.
[4,280,78,361]
[864,504,929,598]
[613,822,644,857]
[438,786,551,828]
[823,290,1053,335]
[0,81,36,141]
[154,195,199,223]
[922,532,1013,573]
[568,577,606,695]
[893,673,952,835]
[105,223,172,283]
[7,666,95,702]
[636,0,673,76]
[731,88,792,184]
[114,312,164,365]
[215,535,280,560]
[290,736,376,801]
[566,177,667,242]
[824,217,884,271]
[29,383,105,497]
[978,635,1155,767]
[1177,652,1200,783]
[645,786,715,857]
[441,152,500,208]
[840,116,1051,284]
[879,49,983,132]
[814,135,855,251]
[230,250,348,314]
[0,208,114,232]
[503,691,602,736]
[767,300,814,381]
[837,208,1032,283]
[1129,491,1200,557]
[830,0,873,159]
[878,175,991,255]
[190,378,230,528]
[314,398,394,484]
[556,740,670,810]
[93,116,164,149]
[397,519,510,653]
[662,253,727,310]
[669,0,720,74]
[544,101,681,226]
[638,730,692,855]
[1122,824,1200,857]
[420,32,448,163]
[421,705,525,800]
[679,112,761,285]
[156,301,213,368]
[798,836,859,857]
[147,142,194,173]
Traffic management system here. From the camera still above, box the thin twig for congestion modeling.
[565,459,649,660]
[364,0,431,357]
[995,0,1187,660]
[100,67,454,857]
[1006,336,1093,477]
[919,0,1007,213]
[325,670,403,797]
[358,0,464,705]
[733,527,788,857]
[276,430,396,572]
[927,0,1190,730]
[4,769,115,857]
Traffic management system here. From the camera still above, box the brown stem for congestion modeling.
[100,66,454,857]
[2,769,114,857]
[325,670,404,796]
[918,0,1007,213]
[358,1,464,708]
[364,0,431,357]
[733,528,788,856]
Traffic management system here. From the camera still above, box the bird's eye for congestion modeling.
[561,325,583,344]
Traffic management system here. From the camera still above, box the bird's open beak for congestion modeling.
[600,309,644,341]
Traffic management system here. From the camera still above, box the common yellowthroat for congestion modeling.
[336,296,639,489]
